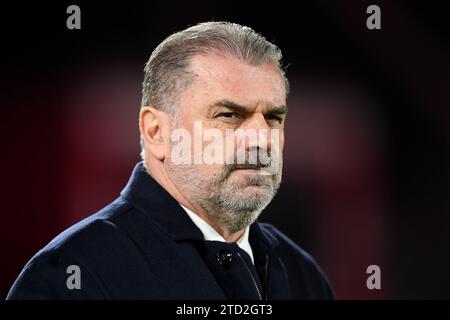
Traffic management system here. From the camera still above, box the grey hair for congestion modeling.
[140,21,289,161]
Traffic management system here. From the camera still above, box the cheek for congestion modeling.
[197,164,225,179]
[271,130,284,154]
[279,135,285,153]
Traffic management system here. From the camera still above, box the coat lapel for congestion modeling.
[119,162,226,299]
[250,222,292,299]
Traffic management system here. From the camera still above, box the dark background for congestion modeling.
[1,1,449,299]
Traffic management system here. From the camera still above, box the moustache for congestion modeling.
[222,157,275,179]
[220,147,279,178]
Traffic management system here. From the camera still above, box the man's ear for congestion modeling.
[139,106,168,161]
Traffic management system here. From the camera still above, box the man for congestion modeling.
[7,22,334,299]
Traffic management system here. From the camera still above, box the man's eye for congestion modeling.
[218,112,239,119]
[265,114,282,122]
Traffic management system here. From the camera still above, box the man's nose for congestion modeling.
[241,113,272,152]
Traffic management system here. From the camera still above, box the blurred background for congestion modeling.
[1,0,449,299]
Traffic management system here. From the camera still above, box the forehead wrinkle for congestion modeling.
[194,60,222,80]
[192,53,278,83]
[188,55,286,107]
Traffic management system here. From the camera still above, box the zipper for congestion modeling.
[236,251,263,300]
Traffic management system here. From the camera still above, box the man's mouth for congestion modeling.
[232,164,268,170]
[223,162,274,180]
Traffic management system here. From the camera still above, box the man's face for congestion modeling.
[166,53,287,232]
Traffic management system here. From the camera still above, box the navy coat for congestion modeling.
[7,162,334,300]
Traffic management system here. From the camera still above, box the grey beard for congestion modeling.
[208,173,279,233]
[167,161,281,234]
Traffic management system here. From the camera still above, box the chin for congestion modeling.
[239,184,273,201]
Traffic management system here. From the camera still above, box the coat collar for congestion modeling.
[120,162,279,250]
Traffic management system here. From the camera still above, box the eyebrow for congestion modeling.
[211,99,288,115]
[270,105,289,116]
